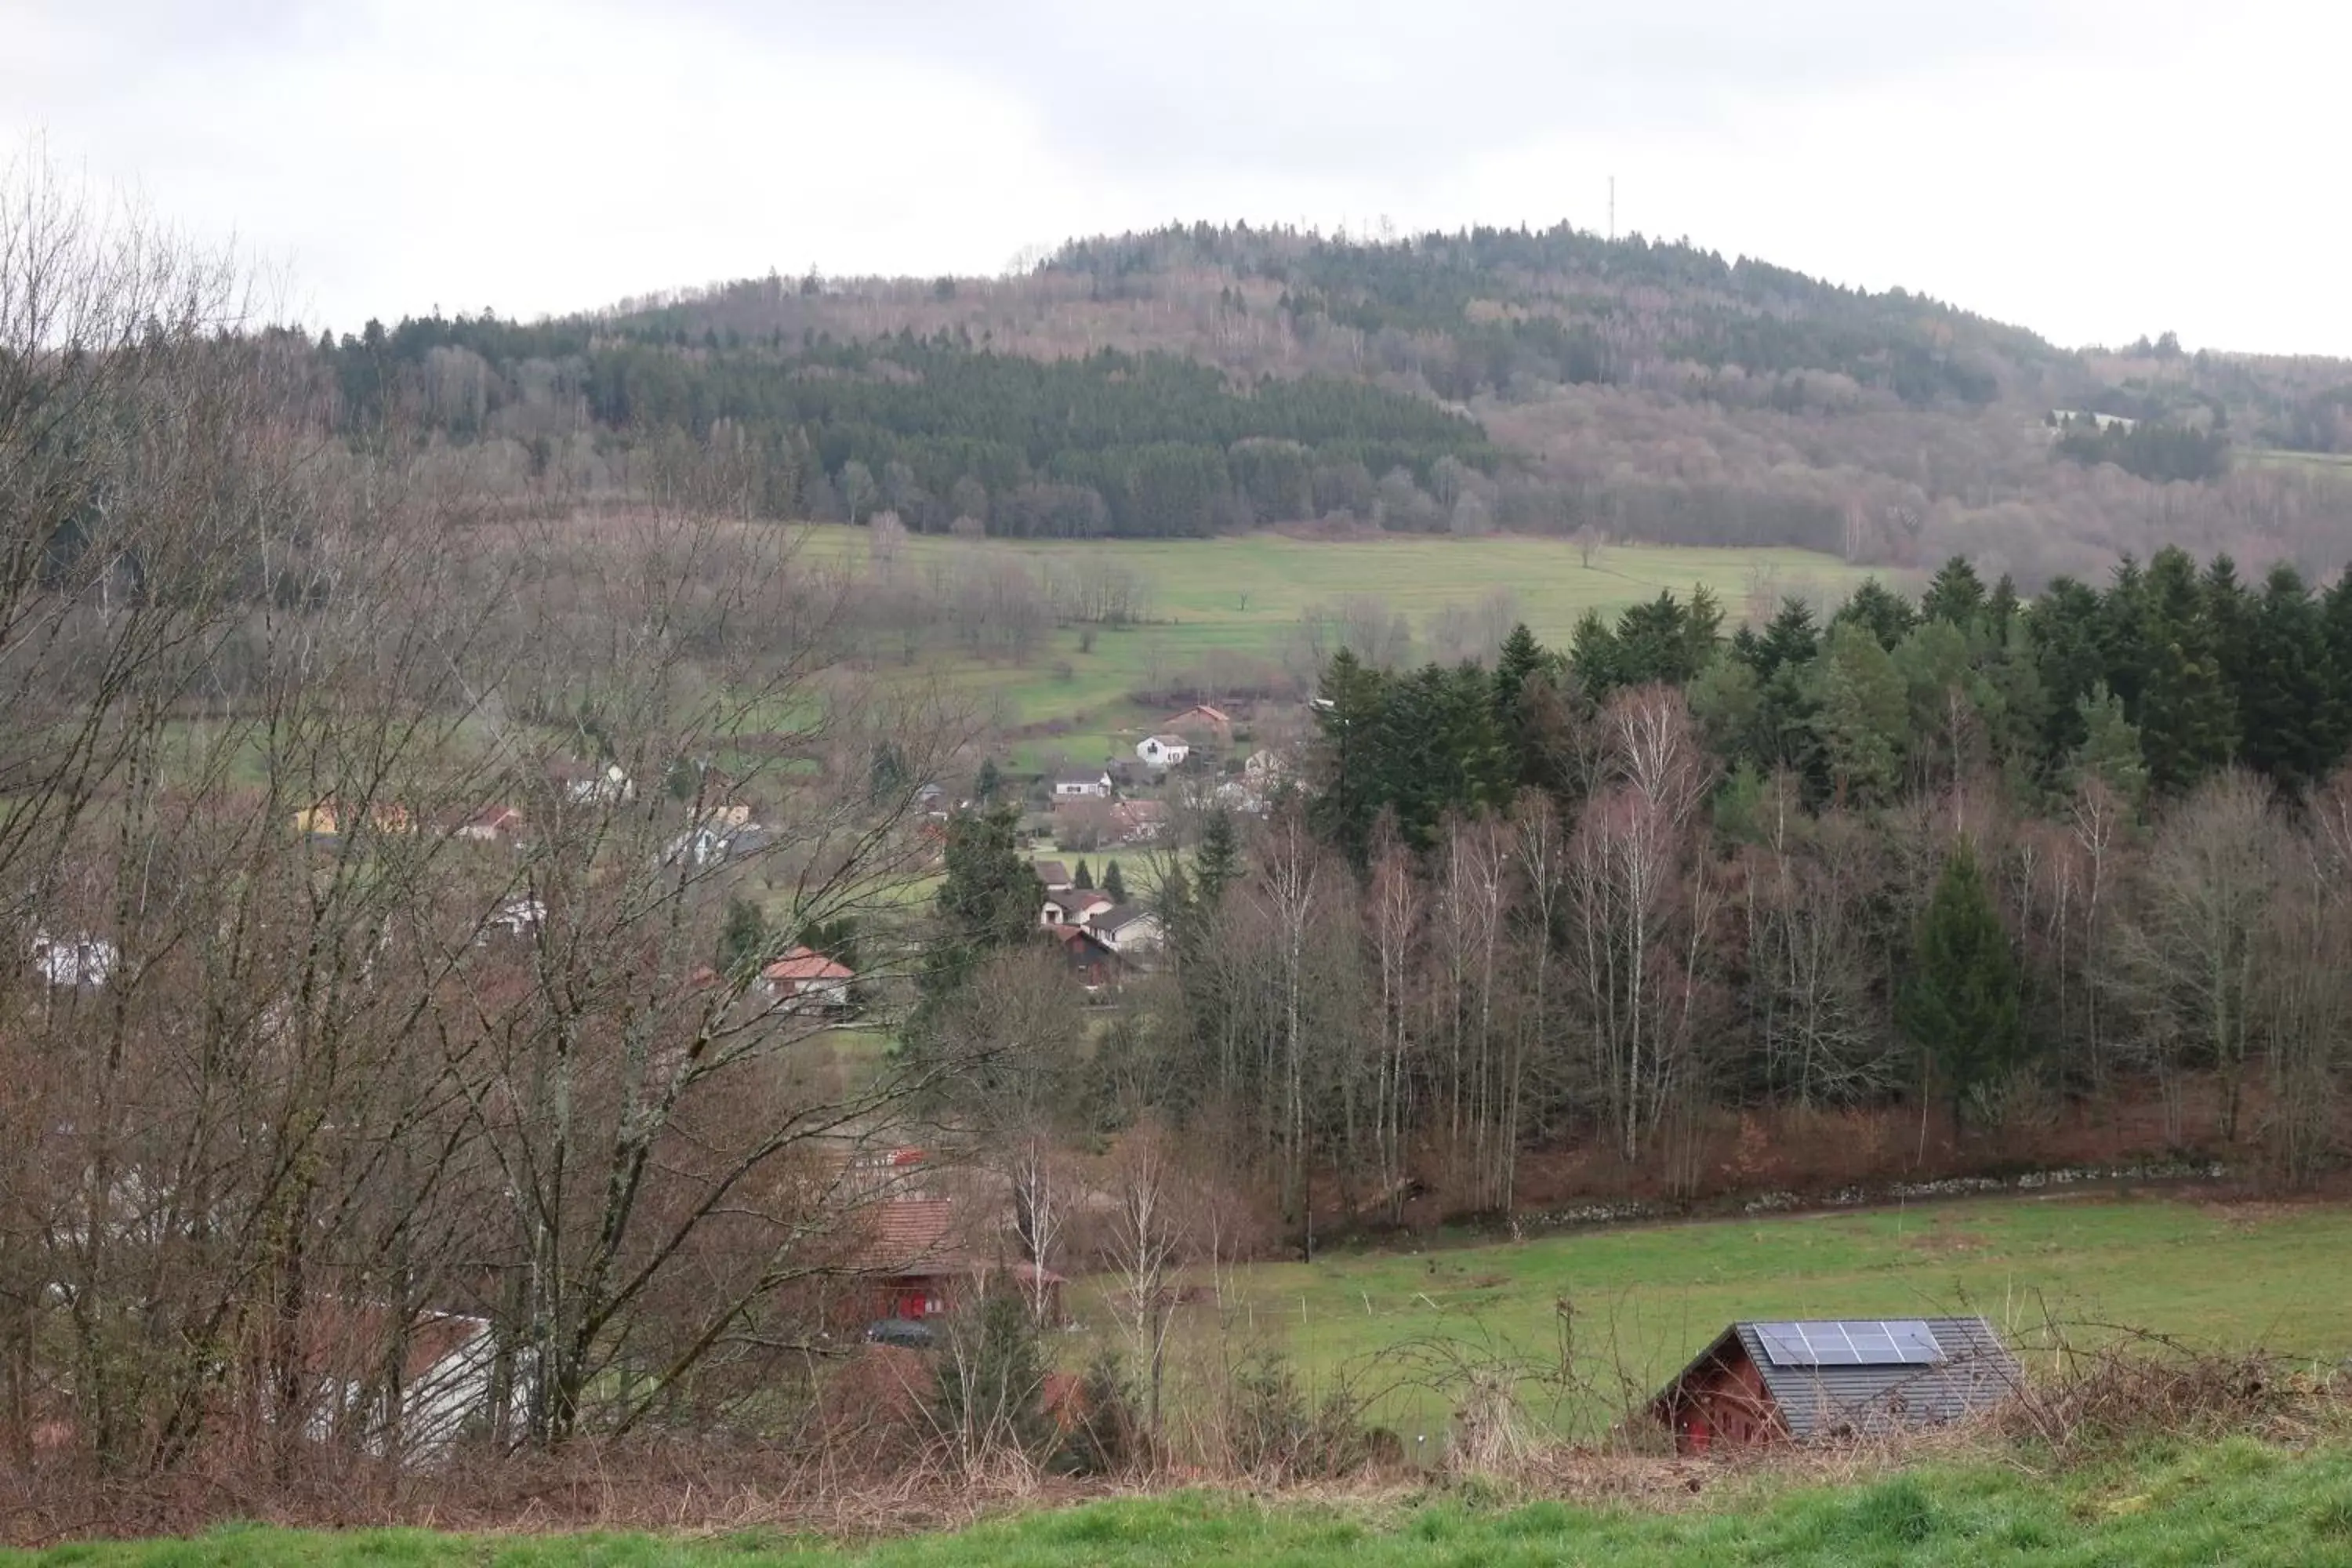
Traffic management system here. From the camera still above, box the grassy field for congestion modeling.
[1075,1194,2352,1443]
[23,1437,2352,1564]
[803,529,1894,771]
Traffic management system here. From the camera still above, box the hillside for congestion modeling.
[314,223,2352,587]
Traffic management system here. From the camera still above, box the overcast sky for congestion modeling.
[9,0,2347,354]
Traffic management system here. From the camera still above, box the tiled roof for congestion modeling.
[764,946,854,983]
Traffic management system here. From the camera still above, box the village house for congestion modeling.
[1040,889,1115,929]
[1651,1318,2020,1454]
[1045,922,1123,993]
[31,931,116,989]
[659,820,773,869]
[1135,735,1190,771]
[1160,703,1234,746]
[454,804,526,844]
[288,1300,514,1465]
[1033,859,1076,894]
[854,1196,1064,1327]
[550,759,636,805]
[1110,798,1170,844]
[1088,904,1163,955]
[1052,772,1113,799]
[762,946,857,1013]
[293,799,416,839]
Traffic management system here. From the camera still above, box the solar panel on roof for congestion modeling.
[1753,1319,1945,1367]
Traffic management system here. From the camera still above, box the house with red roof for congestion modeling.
[762,946,855,1013]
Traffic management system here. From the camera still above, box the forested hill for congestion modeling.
[308,221,2352,583]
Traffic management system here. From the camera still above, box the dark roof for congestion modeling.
[1093,902,1151,932]
[1655,1317,2021,1441]
[1033,859,1073,886]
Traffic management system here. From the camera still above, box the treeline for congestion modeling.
[1028,552,2352,1238]
[311,317,1496,537]
[2053,415,2232,484]
[1049,222,2047,407]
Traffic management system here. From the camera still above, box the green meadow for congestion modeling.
[1076,1194,2352,1443]
[798,528,1894,768]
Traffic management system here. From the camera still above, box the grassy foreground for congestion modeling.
[19,1437,2352,1564]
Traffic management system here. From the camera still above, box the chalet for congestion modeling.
[762,946,856,1012]
[1160,704,1234,745]
[1090,904,1163,954]
[1053,773,1113,799]
[1033,859,1076,893]
[1135,735,1190,771]
[857,1195,1064,1325]
[1651,1318,2020,1454]
[1046,923,1123,992]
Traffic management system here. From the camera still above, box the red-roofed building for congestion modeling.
[856,1196,1063,1324]
[762,946,855,1012]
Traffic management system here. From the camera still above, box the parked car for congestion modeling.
[864,1317,936,1348]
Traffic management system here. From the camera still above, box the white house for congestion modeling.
[556,761,636,805]
[1136,735,1190,771]
[1091,905,1164,955]
[1053,773,1113,799]
[1041,890,1115,929]
[31,931,116,988]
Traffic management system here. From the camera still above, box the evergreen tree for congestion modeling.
[716,896,768,978]
[975,757,1003,803]
[1833,578,1919,652]
[1308,648,1385,862]
[1191,809,1242,909]
[2070,683,2150,811]
[1073,858,1094,890]
[2239,564,2333,792]
[931,1294,1051,1457]
[1921,556,1987,628]
[1810,621,1907,805]
[2024,576,2107,775]
[916,804,1040,1025]
[1899,840,2027,1133]
[1102,859,1127,903]
[2134,546,2237,794]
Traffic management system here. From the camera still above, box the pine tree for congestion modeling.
[716,896,768,978]
[916,804,1040,1027]
[1073,858,1094,890]
[1833,578,1919,652]
[1810,622,1907,805]
[1192,809,1242,909]
[1899,840,2027,1133]
[1922,556,1987,628]
[2071,683,2149,811]
[1102,858,1127,903]
[975,757,1003,803]
[2135,547,2236,794]
[2239,564,2331,792]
